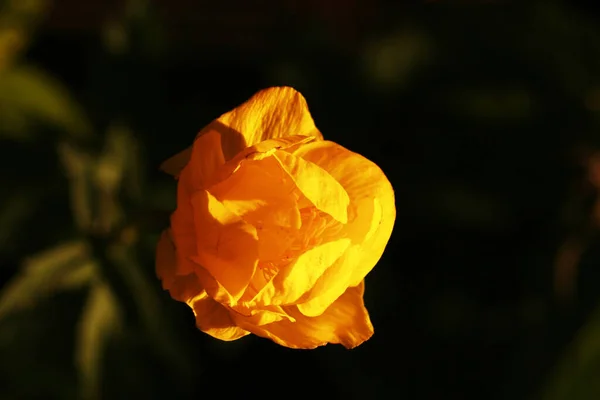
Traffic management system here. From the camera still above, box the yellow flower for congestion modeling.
[156,87,395,349]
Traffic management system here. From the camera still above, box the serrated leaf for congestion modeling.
[75,281,122,400]
[0,65,92,141]
[0,241,96,320]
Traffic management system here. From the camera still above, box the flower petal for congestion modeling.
[296,246,360,317]
[292,141,395,317]
[210,156,302,230]
[230,305,295,326]
[160,87,322,171]
[188,291,250,341]
[170,166,200,276]
[190,189,259,301]
[252,238,351,307]
[186,130,226,191]
[159,147,192,178]
[216,87,322,155]
[159,127,226,180]
[156,229,196,300]
[211,134,316,186]
[273,150,350,224]
[209,155,304,269]
[239,281,374,349]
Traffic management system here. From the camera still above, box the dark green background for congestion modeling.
[1,1,600,399]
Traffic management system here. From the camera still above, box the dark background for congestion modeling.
[2,0,600,399]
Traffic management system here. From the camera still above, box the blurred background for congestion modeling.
[1,0,600,398]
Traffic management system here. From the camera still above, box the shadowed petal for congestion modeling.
[159,87,323,176]
[273,150,349,224]
[217,87,322,153]
[190,190,259,301]
[188,292,250,341]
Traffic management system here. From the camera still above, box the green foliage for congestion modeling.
[75,280,122,400]
[0,1,194,398]
[0,241,96,319]
[0,66,92,141]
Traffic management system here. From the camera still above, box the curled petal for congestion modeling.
[296,246,360,317]
[190,190,259,301]
[217,87,322,156]
[156,230,199,302]
[239,281,374,349]
[159,128,226,181]
[292,141,395,317]
[209,156,302,230]
[160,86,322,172]
[252,238,351,307]
[211,134,316,186]
[170,166,201,276]
[188,292,250,341]
[159,147,192,178]
[230,305,295,326]
[186,130,226,191]
[293,140,395,246]
[273,150,349,224]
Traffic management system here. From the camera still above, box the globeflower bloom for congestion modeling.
[156,87,395,349]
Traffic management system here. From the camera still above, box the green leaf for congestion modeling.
[75,281,122,400]
[540,304,600,400]
[58,142,96,231]
[0,240,96,320]
[97,124,143,203]
[0,65,92,141]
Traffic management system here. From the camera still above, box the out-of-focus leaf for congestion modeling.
[0,188,38,252]
[0,241,96,320]
[75,281,122,400]
[58,142,95,231]
[0,65,92,141]
[59,125,144,235]
[0,27,26,70]
[98,124,143,201]
[0,0,49,70]
[94,124,144,232]
[540,304,600,400]
[105,241,192,384]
